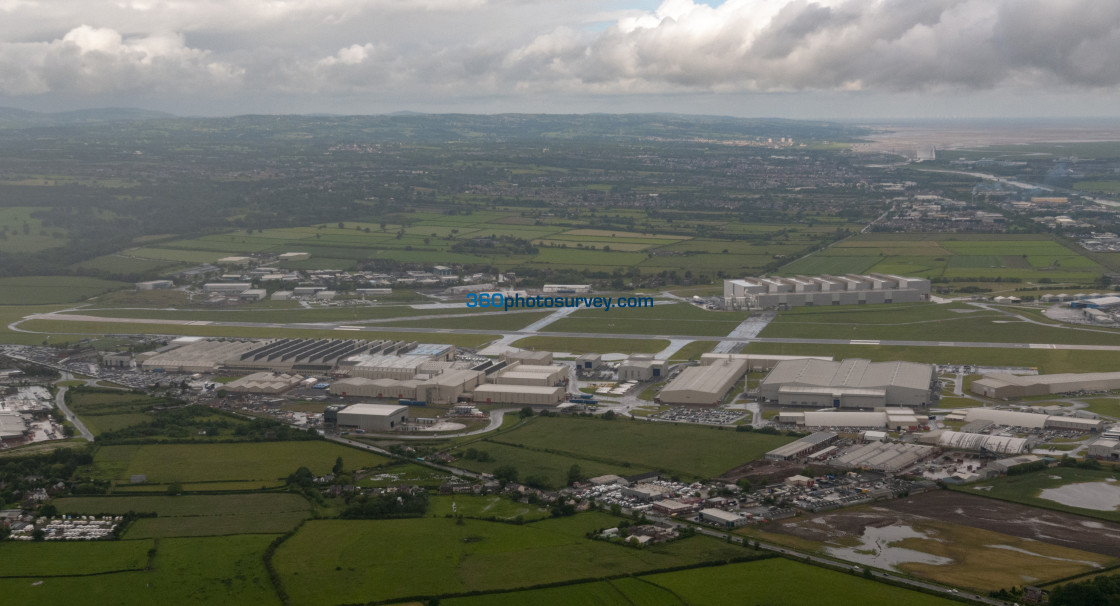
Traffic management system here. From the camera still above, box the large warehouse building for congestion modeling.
[758,359,936,409]
[699,353,833,372]
[925,430,1031,455]
[492,364,568,387]
[471,384,565,406]
[658,358,749,406]
[946,407,1106,432]
[724,273,930,310]
[334,403,409,433]
[778,408,923,430]
[972,371,1120,400]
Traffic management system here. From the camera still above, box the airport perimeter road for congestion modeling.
[17,312,1120,353]
[53,375,94,441]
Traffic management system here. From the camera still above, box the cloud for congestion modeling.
[1,0,1120,112]
[0,25,241,95]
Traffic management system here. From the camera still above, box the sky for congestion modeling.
[0,0,1119,119]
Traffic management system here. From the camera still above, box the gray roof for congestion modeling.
[763,358,932,391]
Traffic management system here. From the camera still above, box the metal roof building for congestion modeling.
[699,353,833,372]
[659,358,749,406]
[328,377,420,400]
[935,430,1030,454]
[335,403,409,433]
[832,442,936,472]
[972,371,1120,400]
[758,358,935,408]
[471,384,565,406]
[764,431,838,460]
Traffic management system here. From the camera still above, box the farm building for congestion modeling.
[698,508,748,529]
[492,364,568,387]
[699,353,833,372]
[335,403,409,433]
[222,372,305,394]
[470,384,565,406]
[764,431,839,461]
[972,371,1120,399]
[929,430,1031,455]
[758,359,936,409]
[618,355,668,381]
[328,377,420,400]
[658,358,748,406]
[724,273,930,310]
[500,350,553,366]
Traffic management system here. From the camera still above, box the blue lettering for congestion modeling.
[466,293,478,307]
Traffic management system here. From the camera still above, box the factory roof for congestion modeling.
[763,358,932,391]
[662,359,748,394]
[340,403,408,416]
[472,384,564,394]
[0,411,28,438]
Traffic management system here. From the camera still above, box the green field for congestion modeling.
[445,559,959,606]
[428,494,551,522]
[0,535,280,606]
[273,514,751,605]
[91,441,391,486]
[1082,397,1120,419]
[742,342,1120,374]
[54,493,311,517]
[0,206,70,253]
[549,302,751,337]
[511,336,670,354]
[454,416,795,483]
[953,467,1120,522]
[668,340,717,361]
[781,233,1106,283]
[0,539,153,576]
[0,276,128,305]
[760,301,1120,345]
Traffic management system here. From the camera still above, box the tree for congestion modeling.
[167,482,183,496]
[519,406,534,418]
[567,464,584,486]
[332,456,344,475]
[602,410,616,420]
[493,465,519,485]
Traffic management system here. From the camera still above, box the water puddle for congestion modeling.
[823,524,953,571]
[1039,482,1120,511]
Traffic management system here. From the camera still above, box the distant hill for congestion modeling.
[0,107,175,128]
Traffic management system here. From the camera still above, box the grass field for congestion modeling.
[760,302,1120,345]
[54,493,311,517]
[1082,397,1120,419]
[17,317,496,348]
[0,535,280,606]
[511,336,670,354]
[91,441,391,486]
[742,342,1120,374]
[428,494,551,522]
[273,514,750,605]
[781,233,1106,283]
[953,467,1120,522]
[0,276,128,305]
[549,303,751,337]
[668,340,717,361]
[0,206,70,254]
[443,558,960,605]
[454,416,795,483]
[0,539,153,576]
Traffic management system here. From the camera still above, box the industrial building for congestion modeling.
[618,355,668,381]
[928,430,1030,455]
[470,384,565,406]
[576,353,603,371]
[946,408,1106,432]
[699,353,833,372]
[658,358,748,406]
[492,364,568,387]
[140,339,260,373]
[1089,438,1120,460]
[724,273,930,310]
[328,377,419,400]
[778,408,923,430]
[222,372,306,394]
[972,371,1120,400]
[0,411,29,443]
[417,369,486,405]
[831,442,936,472]
[334,403,409,433]
[342,354,435,380]
[764,432,839,461]
[136,280,173,290]
[203,282,251,293]
[758,359,936,409]
[542,284,591,294]
[698,508,748,529]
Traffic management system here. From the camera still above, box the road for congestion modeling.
[53,373,94,441]
[324,433,485,480]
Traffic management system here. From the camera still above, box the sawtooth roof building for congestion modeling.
[724,274,930,310]
[758,359,936,409]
